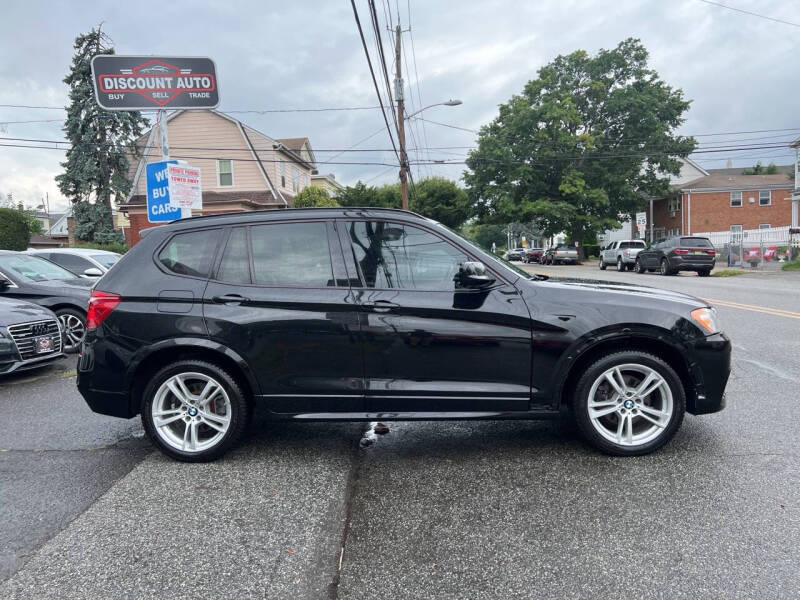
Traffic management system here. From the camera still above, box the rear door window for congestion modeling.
[250,222,334,287]
[159,229,222,278]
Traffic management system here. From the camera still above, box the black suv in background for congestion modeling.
[77,208,730,462]
[635,236,716,276]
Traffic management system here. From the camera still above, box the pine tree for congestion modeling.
[56,26,148,243]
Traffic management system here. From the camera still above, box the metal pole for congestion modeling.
[395,25,408,211]
[649,197,654,243]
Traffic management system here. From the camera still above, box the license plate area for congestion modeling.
[34,336,55,354]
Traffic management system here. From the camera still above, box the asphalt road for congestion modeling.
[1,267,798,599]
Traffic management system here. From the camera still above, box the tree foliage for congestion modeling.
[292,186,340,208]
[337,177,474,228]
[0,207,35,250]
[741,162,779,175]
[464,38,695,249]
[56,26,148,244]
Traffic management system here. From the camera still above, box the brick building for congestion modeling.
[119,110,318,245]
[646,165,795,240]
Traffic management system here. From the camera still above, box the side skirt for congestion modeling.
[264,410,561,422]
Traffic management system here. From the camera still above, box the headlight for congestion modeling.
[690,307,720,335]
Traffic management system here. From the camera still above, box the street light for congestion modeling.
[398,98,462,210]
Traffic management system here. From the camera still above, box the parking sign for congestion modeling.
[146,161,181,223]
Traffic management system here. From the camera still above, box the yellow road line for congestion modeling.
[701,297,800,320]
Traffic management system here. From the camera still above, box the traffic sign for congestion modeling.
[91,56,219,111]
[146,161,181,223]
[168,164,203,210]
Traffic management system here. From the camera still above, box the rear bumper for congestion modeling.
[671,256,716,271]
[77,334,137,419]
[686,332,731,415]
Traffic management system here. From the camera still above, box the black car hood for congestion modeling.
[0,297,57,325]
[527,277,706,309]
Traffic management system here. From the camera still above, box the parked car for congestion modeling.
[599,240,647,271]
[77,208,730,462]
[543,244,579,265]
[0,251,93,352]
[522,248,544,263]
[635,236,716,276]
[504,248,526,261]
[0,297,64,374]
[29,248,121,278]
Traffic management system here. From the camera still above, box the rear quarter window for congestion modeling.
[159,229,222,278]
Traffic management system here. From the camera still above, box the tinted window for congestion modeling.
[217,227,251,284]
[557,245,576,250]
[48,253,94,273]
[679,237,714,248]
[619,241,646,249]
[250,222,333,287]
[348,221,467,290]
[91,253,120,268]
[159,229,221,278]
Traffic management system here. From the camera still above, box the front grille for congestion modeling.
[7,319,62,360]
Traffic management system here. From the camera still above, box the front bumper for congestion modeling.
[686,332,731,415]
[0,336,64,374]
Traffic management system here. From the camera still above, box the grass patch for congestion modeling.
[782,260,800,271]
[712,269,748,277]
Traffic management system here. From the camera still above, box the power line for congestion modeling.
[410,116,478,134]
[697,0,800,28]
[350,0,400,162]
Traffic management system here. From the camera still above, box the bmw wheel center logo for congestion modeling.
[188,407,198,416]
[623,399,634,409]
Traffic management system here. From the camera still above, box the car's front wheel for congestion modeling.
[660,258,673,276]
[698,269,711,277]
[55,308,86,353]
[635,258,645,273]
[141,360,250,462]
[572,351,686,456]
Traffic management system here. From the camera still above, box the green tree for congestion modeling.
[0,207,35,250]
[741,161,779,175]
[56,26,148,244]
[464,38,695,255]
[292,186,340,207]
[408,177,473,228]
[337,181,379,207]
[461,222,507,252]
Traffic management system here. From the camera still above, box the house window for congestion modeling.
[759,223,771,229]
[730,225,743,233]
[292,167,299,193]
[217,160,233,187]
[280,162,286,188]
[759,190,771,206]
[668,197,680,212]
[668,227,680,237]
[653,227,665,241]
[730,191,742,207]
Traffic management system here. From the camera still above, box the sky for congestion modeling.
[1,0,798,213]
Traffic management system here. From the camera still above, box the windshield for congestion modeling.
[0,254,78,283]
[91,253,120,268]
[432,222,530,279]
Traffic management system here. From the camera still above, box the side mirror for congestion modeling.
[455,261,495,289]
[83,267,103,277]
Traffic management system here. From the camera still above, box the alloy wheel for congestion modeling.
[151,372,232,453]
[58,314,86,351]
[586,363,673,447]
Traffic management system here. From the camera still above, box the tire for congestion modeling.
[635,258,645,274]
[698,269,711,277]
[572,351,686,456]
[660,258,673,276]
[141,360,251,462]
[55,308,86,354]
[616,257,625,272]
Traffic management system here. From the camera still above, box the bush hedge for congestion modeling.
[75,241,129,254]
[0,207,33,251]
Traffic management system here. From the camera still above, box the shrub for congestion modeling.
[75,241,129,254]
[0,207,33,250]
[292,187,339,208]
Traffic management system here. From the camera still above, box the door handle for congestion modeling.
[362,300,399,313]
[212,294,250,305]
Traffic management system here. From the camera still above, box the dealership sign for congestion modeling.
[90,56,219,110]
[146,160,181,223]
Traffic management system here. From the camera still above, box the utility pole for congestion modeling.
[394,24,409,211]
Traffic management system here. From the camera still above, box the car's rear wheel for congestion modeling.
[572,351,686,456]
[617,257,625,272]
[141,360,250,462]
[55,308,86,353]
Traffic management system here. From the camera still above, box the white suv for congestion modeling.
[599,240,647,271]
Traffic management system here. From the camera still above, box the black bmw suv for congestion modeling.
[78,208,730,462]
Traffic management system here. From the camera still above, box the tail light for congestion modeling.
[87,290,121,329]
[705,249,716,255]
[625,250,631,256]
[673,249,688,255]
